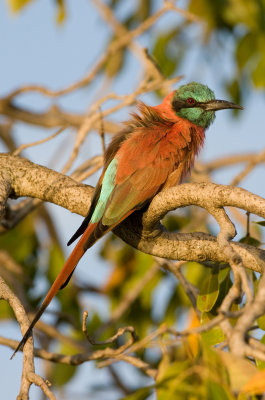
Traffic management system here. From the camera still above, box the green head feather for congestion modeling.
[172,82,216,128]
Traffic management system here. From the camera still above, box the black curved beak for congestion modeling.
[202,99,243,111]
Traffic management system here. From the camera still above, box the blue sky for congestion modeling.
[1,0,265,399]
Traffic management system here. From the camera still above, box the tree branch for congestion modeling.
[1,153,265,276]
[0,277,55,399]
[0,100,120,133]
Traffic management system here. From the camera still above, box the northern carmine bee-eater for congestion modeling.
[12,82,243,357]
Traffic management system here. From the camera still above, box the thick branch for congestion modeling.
[1,153,265,273]
[116,223,265,274]
[142,183,265,228]
[0,153,93,218]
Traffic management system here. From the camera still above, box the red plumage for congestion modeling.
[12,91,207,357]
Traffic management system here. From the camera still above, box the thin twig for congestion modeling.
[13,126,68,156]
[156,258,200,318]
[230,147,265,186]
[82,310,138,345]
[98,107,106,155]
[0,277,55,399]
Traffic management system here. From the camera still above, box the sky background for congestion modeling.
[1,0,265,399]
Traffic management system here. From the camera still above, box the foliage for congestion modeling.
[1,0,265,399]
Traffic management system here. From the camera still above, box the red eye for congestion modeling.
[186,97,196,105]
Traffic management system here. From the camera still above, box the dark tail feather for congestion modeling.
[67,217,90,246]
[60,268,76,289]
[11,223,98,359]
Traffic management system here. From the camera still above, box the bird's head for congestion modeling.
[171,82,243,128]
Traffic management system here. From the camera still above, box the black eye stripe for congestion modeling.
[172,99,201,111]
[172,100,186,110]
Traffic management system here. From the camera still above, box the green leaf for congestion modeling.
[222,0,262,30]
[51,363,76,387]
[163,215,190,231]
[257,312,265,331]
[226,78,242,109]
[256,335,265,370]
[236,32,257,71]
[239,235,261,247]
[202,344,230,386]
[134,0,151,22]
[156,358,194,399]
[188,0,218,35]
[201,312,225,346]
[0,215,38,264]
[156,344,237,399]
[0,215,39,288]
[103,35,126,78]
[157,354,191,382]
[152,28,183,77]
[85,312,103,335]
[197,268,219,312]
[252,54,265,89]
[218,267,230,284]
[252,52,265,88]
[185,262,208,287]
[214,272,233,310]
[49,338,78,387]
[121,386,153,400]
[0,300,13,319]
[206,380,235,400]
[47,243,65,283]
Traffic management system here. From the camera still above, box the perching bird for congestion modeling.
[12,82,243,357]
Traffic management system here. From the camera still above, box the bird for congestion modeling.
[11,82,243,358]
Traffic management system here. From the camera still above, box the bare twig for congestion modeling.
[230,147,265,186]
[164,0,203,23]
[227,271,265,359]
[156,258,200,317]
[0,331,155,378]
[13,126,68,156]
[0,277,55,399]
[82,310,138,345]
[3,0,191,103]
[98,107,106,155]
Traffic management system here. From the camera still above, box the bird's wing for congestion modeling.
[67,128,132,246]
[101,157,169,225]
[68,119,202,247]
[83,125,184,247]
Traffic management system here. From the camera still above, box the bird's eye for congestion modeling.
[186,97,196,105]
